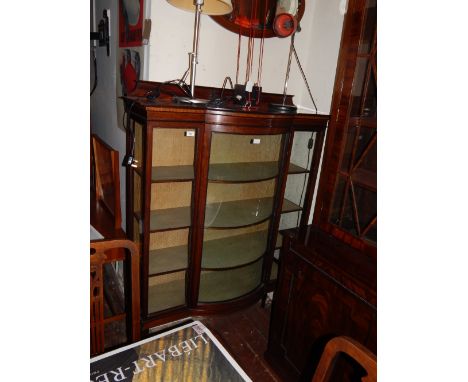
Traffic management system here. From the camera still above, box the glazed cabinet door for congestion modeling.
[128,121,199,319]
[198,130,289,303]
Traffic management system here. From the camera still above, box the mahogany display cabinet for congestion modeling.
[122,81,328,330]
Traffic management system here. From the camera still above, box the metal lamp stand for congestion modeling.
[174,0,210,104]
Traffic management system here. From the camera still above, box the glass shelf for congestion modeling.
[148,245,188,276]
[208,161,279,182]
[205,197,273,228]
[288,163,308,174]
[144,161,303,184]
[282,199,302,213]
[204,197,301,229]
[151,165,194,182]
[198,259,263,303]
[136,207,191,232]
[148,271,186,313]
[202,230,268,269]
[139,198,299,232]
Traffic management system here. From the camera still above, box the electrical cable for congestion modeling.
[236,28,241,85]
[90,47,98,96]
[292,43,318,114]
[256,0,268,88]
[122,101,137,166]
[296,132,314,228]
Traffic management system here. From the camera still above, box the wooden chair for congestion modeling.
[311,336,377,382]
[91,134,122,233]
[90,239,140,356]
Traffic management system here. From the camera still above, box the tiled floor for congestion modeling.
[195,300,281,382]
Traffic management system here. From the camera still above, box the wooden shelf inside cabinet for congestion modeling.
[136,207,191,232]
[202,230,268,269]
[208,162,279,182]
[148,245,188,276]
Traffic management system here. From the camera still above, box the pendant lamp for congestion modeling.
[167,0,233,103]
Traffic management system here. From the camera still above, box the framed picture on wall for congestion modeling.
[119,0,144,47]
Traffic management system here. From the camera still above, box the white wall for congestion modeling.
[90,0,150,230]
[148,0,344,114]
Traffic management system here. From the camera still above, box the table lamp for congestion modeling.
[167,0,233,103]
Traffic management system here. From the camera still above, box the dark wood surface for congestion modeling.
[265,226,376,381]
[90,134,125,239]
[197,300,282,382]
[123,81,329,330]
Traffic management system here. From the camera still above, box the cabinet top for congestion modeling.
[122,81,329,129]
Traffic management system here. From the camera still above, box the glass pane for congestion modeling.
[152,128,195,167]
[103,262,125,318]
[134,122,143,165]
[365,221,377,243]
[354,127,376,170]
[358,0,377,55]
[329,175,347,225]
[354,184,376,230]
[133,172,141,213]
[205,179,276,228]
[209,133,283,165]
[199,259,263,303]
[202,222,269,269]
[350,57,369,117]
[104,318,127,350]
[148,271,186,313]
[341,186,357,235]
[149,229,189,275]
[363,67,377,118]
[340,124,358,172]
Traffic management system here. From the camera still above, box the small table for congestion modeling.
[90,320,252,382]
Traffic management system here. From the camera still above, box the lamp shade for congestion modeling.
[167,0,233,15]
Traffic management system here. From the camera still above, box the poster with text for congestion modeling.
[90,321,252,382]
